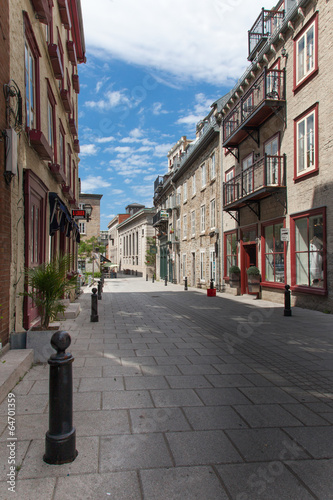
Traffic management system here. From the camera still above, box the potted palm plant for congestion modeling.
[246,265,261,293]
[20,254,77,362]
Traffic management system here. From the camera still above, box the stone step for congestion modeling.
[0,349,34,404]
[63,303,81,320]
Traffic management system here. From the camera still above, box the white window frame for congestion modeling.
[183,181,187,203]
[182,253,186,279]
[295,18,316,87]
[201,163,206,188]
[210,248,216,282]
[79,222,86,234]
[192,173,196,196]
[210,199,216,229]
[183,214,187,239]
[200,205,205,233]
[191,210,196,237]
[295,105,317,177]
[25,41,35,129]
[210,153,216,180]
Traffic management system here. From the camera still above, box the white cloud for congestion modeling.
[152,102,169,115]
[176,93,217,129]
[111,189,124,195]
[80,144,99,156]
[80,0,265,85]
[96,136,115,143]
[85,89,131,111]
[154,143,174,157]
[81,175,111,192]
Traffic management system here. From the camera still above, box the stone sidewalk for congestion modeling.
[0,276,333,499]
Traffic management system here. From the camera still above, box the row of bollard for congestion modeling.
[91,278,104,322]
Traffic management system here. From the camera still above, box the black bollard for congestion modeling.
[90,288,99,322]
[164,275,167,286]
[184,276,188,291]
[210,278,214,289]
[152,274,155,283]
[284,284,292,316]
[97,280,102,300]
[44,331,78,464]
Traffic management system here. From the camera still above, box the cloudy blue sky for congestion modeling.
[78,0,265,230]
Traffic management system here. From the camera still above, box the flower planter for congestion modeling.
[10,331,27,350]
[229,272,240,288]
[26,325,60,363]
[207,288,216,297]
[247,275,261,294]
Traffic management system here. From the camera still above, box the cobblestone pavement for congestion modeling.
[1,276,333,499]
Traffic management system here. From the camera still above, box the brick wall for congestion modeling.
[0,0,10,346]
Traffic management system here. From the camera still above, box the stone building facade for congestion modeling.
[107,214,130,264]
[78,193,102,272]
[117,204,156,277]
[221,0,333,311]
[0,0,11,347]
[6,0,85,335]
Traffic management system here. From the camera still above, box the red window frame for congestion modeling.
[223,230,238,279]
[46,79,57,159]
[59,120,66,174]
[261,218,286,289]
[293,12,319,93]
[293,102,319,182]
[24,13,41,131]
[290,207,327,295]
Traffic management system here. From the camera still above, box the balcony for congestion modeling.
[31,0,51,24]
[66,41,77,65]
[48,44,64,80]
[48,163,66,184]
[248,8,285,61]
[73,139,80,153]
[69,117,78,136]
[153,210,170,227]
[223,154,286,210]
[58,0,71,29]
[60,89,71,113]
[223,68,285,148]
[29,130,53,161]
[154,176,164,194]
[72,74,80,93]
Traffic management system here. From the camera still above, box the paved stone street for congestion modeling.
[1,276,333,499]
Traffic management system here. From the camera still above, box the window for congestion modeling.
[200,250,205,281]
[24,13,41,130]
[265,134,279,185]
[242,153,253,194]
[191,210,195,236]
[291,208,326,292]
[210,248,216,282]
[67,145,71,186]
[192,173,196,196]
[182,253,186,278]
[47,100,53,147]
[224,231,238,277]
[183,181,187,202]
[201,163,206,188]
[200,205,205,233]
[294,103,318,179]
[262,221,285,284]
[183,214,187,239]
[210,199,216,228]
[225,168,235,204]
[294,14,318,90]
[79,222,86,234]
[210,153,216,180]
[59,122,65,172]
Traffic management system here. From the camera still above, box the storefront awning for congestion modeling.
[49,192,80,242]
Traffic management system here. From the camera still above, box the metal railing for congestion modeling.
[223,154,286,207]
[248,8,285,61]
[223,68,285,144]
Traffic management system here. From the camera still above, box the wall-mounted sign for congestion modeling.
[280,228,289,242]
[150,245,157,254]
[160,210,169,219]
[72,209,86,219]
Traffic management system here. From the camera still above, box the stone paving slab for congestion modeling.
[1,276,333,499]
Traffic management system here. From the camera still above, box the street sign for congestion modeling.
[281,228,289,242]
[160,210,169,219]
[72,209,86,219]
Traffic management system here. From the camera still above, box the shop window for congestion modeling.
[291,208,326,293]
[262,221,285,284]
[224,231,238,277]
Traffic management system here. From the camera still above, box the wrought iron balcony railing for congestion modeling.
[154,176,163,193]
[223,68,285,147]
[223,154,286,209]
[248,8,285,61]
[153,210,170,226]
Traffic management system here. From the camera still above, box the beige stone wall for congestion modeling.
[221,0,333,311]
[9,0,82,332]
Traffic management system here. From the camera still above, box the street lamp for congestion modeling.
[83,203,93,222]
